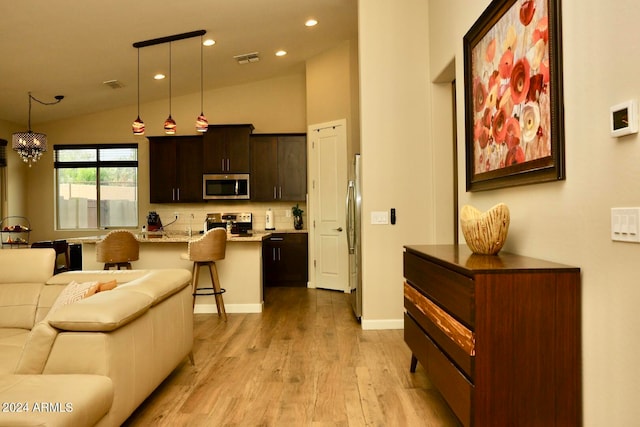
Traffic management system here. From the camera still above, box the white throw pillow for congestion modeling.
[47,280,98,315]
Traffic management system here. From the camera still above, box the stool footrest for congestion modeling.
[193,287,226,297]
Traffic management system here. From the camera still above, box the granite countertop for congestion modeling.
[69,231,273,244]
[68,228,308,244]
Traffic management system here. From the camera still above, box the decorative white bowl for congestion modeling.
[460,203,510,255]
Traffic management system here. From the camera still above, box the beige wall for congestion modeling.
[0,120,26,219]
[358,0,432,327]
[427,0,640,425]
[306,40,361,161]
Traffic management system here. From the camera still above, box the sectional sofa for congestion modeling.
[0,248,193,426]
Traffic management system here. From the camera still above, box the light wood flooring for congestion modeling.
[123,287,459,426]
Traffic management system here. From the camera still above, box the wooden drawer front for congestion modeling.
[405,314,473,427]
[404,283,475,379]
[404,251,475,328]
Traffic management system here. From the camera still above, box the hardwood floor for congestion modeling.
[123,287,460,426]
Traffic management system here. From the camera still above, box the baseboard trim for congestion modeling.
[361,318,404,330]
[194,303,263,314]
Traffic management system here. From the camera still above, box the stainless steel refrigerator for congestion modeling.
[347,154,362,320]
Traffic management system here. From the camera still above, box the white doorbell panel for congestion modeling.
[610,99,638,137]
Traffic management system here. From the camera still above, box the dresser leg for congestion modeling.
[410,354,418,373]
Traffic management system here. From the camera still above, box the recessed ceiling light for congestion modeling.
[305,19,318,27]
[154,73,166,80]
[203,39,216,46]
[275,50,287,57]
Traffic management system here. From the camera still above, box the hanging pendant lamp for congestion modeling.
[132,48,145,135]
[196,35,209,132]
[133,30,206,134]
[12,92,63,167]
[164,42,177,135]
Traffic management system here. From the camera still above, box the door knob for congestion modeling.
[334,227,343,232]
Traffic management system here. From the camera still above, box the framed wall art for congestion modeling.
[463,0,564,191]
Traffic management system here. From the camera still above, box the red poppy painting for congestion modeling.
[463,0,565,191]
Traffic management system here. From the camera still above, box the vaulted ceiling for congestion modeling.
[1,0,357,125]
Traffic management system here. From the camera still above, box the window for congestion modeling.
[54,144,138,230]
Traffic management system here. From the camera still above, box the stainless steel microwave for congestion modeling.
[203,174,250,200]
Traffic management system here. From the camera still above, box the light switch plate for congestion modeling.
[611,207,640,242]
[371,211,389,225]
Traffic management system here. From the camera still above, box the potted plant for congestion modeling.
[291,204,304,230]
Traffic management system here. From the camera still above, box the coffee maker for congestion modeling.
[147,211,163,231]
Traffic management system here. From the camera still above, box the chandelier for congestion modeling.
[12,92,64,167]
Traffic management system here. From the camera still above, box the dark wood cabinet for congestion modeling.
[403,245,581,427]
[203,124,253,173]
[149,135,203,203]
[263,233,308,287]
[250,134,306,201]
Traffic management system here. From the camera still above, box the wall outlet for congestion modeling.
[173,212,179,220]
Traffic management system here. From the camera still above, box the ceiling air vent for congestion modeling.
[233,52,260,64]
[103,80,125,89]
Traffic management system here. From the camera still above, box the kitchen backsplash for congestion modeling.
[148,201,307,234]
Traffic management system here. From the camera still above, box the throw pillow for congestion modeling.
[48,279,118,316]
[85,279,118,297]
[48,280,97,315]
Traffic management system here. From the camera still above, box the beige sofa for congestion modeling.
[0,248,193,426]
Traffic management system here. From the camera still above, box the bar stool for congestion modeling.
[181,228,227,320]
[31,239,70,274]
[96,230,139,270]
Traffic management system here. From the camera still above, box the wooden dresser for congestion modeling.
[403,245,581,427]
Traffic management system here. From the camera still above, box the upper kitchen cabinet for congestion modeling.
[250,134,307,201]
[203,124,254,173]
[149,135,203,203]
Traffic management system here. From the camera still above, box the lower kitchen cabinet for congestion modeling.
[403,244,581,427]
[262,233,308,287]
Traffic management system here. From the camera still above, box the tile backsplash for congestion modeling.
[147,201,307,234]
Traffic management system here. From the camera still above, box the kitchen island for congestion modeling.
[72,232,270,313]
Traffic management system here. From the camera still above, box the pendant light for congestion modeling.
[132,30,206,134]
[163,42,176,135]
[12,92,63,167]
[132,48,145,135]
[196,35,209,132]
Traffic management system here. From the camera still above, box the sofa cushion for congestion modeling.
[34,284,66,324]
[46,291,152,332]
[0,329,29,375]
[46,269,150,285]
[13,280,121,375]
[0,283,42,329]
[115,269,191,306]
[0,374,113,426]
[0,248,55,284]
[13,321,59,375]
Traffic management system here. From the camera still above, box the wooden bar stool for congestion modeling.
[96,230,139,270]
[181,228,227,320]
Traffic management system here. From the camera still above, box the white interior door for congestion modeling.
[309,120,348,292]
